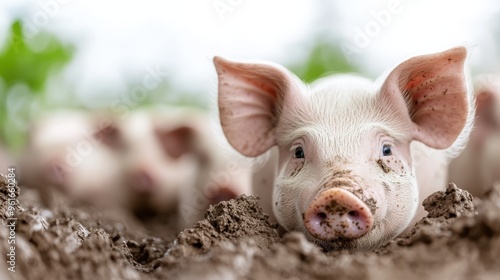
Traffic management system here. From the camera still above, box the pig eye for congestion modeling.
[382,144,392,156]
[294,146,305,159]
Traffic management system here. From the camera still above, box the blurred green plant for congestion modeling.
[0,20,74,150]
[288,37,358,83]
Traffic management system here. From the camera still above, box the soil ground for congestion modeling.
[1,173,500,280]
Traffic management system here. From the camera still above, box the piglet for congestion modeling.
[177,116,253,228]
[449,74,500,197]
[112,109,201,216]
[18,110,123,207]
[113,109,252,227]
[214,47,474,251]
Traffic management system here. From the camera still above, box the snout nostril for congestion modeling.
[348,210,359,217]
[316,212,327,221]
[304,188,374,241]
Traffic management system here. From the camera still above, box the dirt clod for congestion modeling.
[423,182,476,219]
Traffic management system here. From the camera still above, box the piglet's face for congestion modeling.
[271,77,420,251]
[114,112,200,214]
[215,47,471,251]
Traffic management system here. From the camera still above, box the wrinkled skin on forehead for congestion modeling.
[214,47,473,251]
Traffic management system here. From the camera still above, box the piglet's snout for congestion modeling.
[304,188,373,241]
[129,169,155,193]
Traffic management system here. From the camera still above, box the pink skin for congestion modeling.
[112,110,251,220]
[214,47,472,251]
[112,112,200,215]
[19,110,250,218]
[62,144,122,207]
[273,126,416,250]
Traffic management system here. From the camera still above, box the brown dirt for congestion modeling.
[1,173,500,280]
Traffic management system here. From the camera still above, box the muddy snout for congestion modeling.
[304,188,373,241]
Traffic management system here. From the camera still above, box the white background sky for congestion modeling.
[0,0,499,106]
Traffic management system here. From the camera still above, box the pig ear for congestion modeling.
[380,47,470,149]
[214,56,300,157]
[156,126,196,159]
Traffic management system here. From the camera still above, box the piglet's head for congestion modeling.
[214,47,471,251]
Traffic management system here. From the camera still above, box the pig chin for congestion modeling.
[308,227,394,252]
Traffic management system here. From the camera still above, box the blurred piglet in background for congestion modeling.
[111,108,252,227]
[176,115,254,228]
[18,110,123,207]
[449,75,500,197]
[111,109,201,216]
[17,107,253,229]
